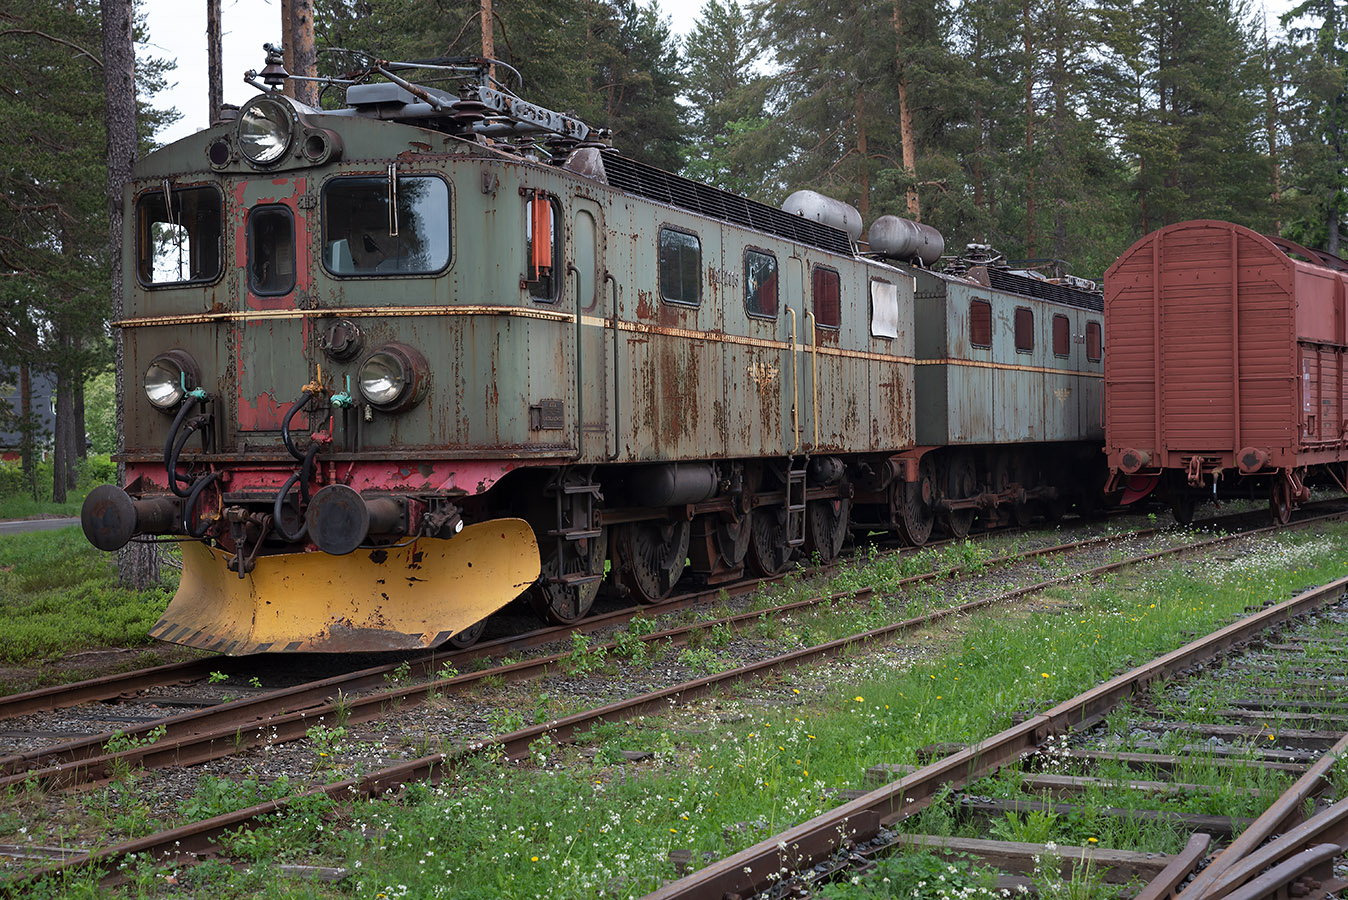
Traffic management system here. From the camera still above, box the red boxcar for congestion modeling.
[1104,219,1348,522]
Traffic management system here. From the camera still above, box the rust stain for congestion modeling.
[635,289,656,320]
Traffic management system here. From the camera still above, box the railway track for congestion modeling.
[0,504,1326,794]
[1,506,1343,890]
[646,594,1348,900]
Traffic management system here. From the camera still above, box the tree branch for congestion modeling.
[0,29,102,67]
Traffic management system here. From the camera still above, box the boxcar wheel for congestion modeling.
[613,520,690,603]
[1270,479,1293,525]
[747,506,792,576]
[895,456,936,546]
[1172,492,1196,526]
[528,526,608,625]
[805,496,851,562]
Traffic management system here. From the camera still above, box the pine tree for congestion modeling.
[1280,0,1348,253]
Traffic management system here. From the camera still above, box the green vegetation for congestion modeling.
[0,525,175,673]
[18,523,1341,899]
[0,455,113,519]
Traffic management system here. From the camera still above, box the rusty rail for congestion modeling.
[5,521,1344,891]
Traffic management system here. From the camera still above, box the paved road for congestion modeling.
[0,517,80,535]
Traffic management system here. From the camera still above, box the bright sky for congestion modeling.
[141,0,707,145]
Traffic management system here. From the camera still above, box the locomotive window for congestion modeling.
[524,191,562,302]
[659,227,701,306]
[136,185,224,286]
[247,205,296,296]
[1014,307,1034,353]
[1052,314,1070,357]
[745,249,778,318]
[812,266,840,328]
[1087,321,1102,361]
[871,279,899,339]
[969,299,992,347]
[321,175,451,277]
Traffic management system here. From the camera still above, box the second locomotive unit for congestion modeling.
[81,54,1104,654]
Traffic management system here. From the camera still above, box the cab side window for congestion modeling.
[525,190,562,302]
[1015,307,1034,352]
[659,227,701,306]
[970,299,992,347]
[1052,314,1070,357]
[812,266,840,328]
[745,249,778,318]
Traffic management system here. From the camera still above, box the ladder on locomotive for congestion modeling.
[546,471,603,587]
[786,457,808,549]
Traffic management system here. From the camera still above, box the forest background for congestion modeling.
[1,0,1344,508]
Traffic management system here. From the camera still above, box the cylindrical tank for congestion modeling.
[868,215,945,265]
[629,463,718,507]
[782,191,864,243]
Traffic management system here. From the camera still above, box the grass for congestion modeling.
[0,526,177,673]
[15,521,1348,898]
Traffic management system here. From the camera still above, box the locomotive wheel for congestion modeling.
[447,618,487,649]
[527,526,609,625]
[613,519,691,603]
[939,455,977,539]
[895,456,936,546]
[747,506,792,576]
[714,513,752,569]
[1270,479,1293,525]
[805,497,851,562]
[993,453,1031,527]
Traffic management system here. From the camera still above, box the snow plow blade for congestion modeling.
[150,519,540,655]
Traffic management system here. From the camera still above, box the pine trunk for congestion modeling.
[1023,0,1036,257]
[283,0,319,107]
[208,0,223,123]
[103,0,160,589]
[893,0,920,220]
[52,370,70,504]
[855,88,869,219]
[18,364,34,501]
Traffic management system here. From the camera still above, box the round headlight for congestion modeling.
[237,97,292,165]
[358,344,429,413]
[144,350,200,411]
[359,352,405,406]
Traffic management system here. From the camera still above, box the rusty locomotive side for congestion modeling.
[81,58,1106,655]
[1104,220,1348,524]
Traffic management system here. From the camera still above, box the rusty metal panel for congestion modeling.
[619,206,726,461]
[863,268,916,451]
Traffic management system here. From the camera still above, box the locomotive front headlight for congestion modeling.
[237,97,292,165]
[358,344,429,413]
[144,349,200,411]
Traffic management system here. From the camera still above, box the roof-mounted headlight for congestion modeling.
[358,344,429,413]
[144,349,201,411]
[237,96,293,166]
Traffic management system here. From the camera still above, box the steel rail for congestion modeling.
[0,511,1213,782]
[10,506,1323,792]
[2,497,1327,723]
[5,517,1342,891]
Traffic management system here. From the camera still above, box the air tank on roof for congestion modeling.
[782,190,864,243]
[869,215,945,266]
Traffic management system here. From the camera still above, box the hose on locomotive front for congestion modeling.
[281,389,317,461]
[163,392,211,498]
[272,443,320,542]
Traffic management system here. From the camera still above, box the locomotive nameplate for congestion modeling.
[530,399,565,431]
